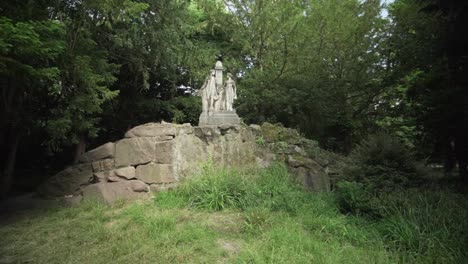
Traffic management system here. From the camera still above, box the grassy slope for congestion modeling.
[0,164,466,264]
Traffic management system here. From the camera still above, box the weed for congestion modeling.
[255,136,265,146]
[242,208,271,234]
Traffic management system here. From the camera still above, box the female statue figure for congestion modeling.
[224,73,237,111]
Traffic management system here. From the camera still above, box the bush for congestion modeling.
[343,133,424,192]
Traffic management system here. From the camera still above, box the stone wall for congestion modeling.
[38,122,258,204]
[38,122,334,204]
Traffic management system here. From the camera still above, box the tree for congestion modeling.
[228,0,387,152]
[382,0,468,180]
[0,17,65,197]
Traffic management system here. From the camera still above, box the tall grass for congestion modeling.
[174,161,310,214]
[377,189,468,263]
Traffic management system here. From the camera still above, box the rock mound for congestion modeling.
[39,122,338,204]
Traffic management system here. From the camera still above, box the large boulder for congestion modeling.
[154,141,174,164]
[124,122,176,138]
[91,158,115,172]
[136,163,176,184]
[38,163,93,197]
[114,166,136,179]
[288,156,330,192]
[78,142,115,163]
[82,180,151,204]
[93,166,136,182]
[115,137,157,167]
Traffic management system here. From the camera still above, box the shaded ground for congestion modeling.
[0,193,61,225]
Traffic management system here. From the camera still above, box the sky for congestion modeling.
[381,0,396,18]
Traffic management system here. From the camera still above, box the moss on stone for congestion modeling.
[260,122,302,144]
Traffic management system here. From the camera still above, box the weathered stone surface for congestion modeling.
[125,123,176,138]
[93,171,108,181]
[63,195,83,207]
[91,158,115,172]
[79,142,115,163]
[107,175,122,182]
[130,180,150,192]
[256,154,276,169]
[292,163,330,192]
[199,111,240,126]
[240,127,255,142]
[38,163,93,197]
[176,123,193,135]
[249,124,261,132]
[136,163,176,184]
[41,121,333,204]
[193,126,222,142]
[82,181,151,204]
[287,155,303,168]
[115,137,156,166]
[114,166,136,179]
[155,141,174,164]
[94,166,136,182]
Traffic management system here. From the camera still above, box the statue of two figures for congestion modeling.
[198,60,240,126]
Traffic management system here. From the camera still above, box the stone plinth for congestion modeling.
[199,111,240,126]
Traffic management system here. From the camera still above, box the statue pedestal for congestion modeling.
[199,111,241,126]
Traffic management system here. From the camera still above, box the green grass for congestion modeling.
[0,163,466,263]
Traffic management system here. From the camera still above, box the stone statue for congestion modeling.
[224,73,237,111]
[198,60,240,126]
[214,85,225,111]
[199,69,218,113]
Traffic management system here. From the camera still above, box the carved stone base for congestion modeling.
[198,111,241,126]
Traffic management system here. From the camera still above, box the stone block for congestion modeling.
[292,166,330,192]
[93,171,109,181]
[107,175,122,182]
[155,141,174,164]
[94,166,136,182]
[124,123,176,138]
[114,166,136,179]
[91,158,115,172]
[130,180,150,192]
[82,181,151,204]
[176,123,193,135]
[193,126,222,141]
[136,163,176,184]
[115,137,156,166]
[79,142,115,163]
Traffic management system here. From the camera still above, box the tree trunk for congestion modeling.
[0,132,20,200]
[72,133,87,164]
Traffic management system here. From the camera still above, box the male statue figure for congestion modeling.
[199,70,218,114]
